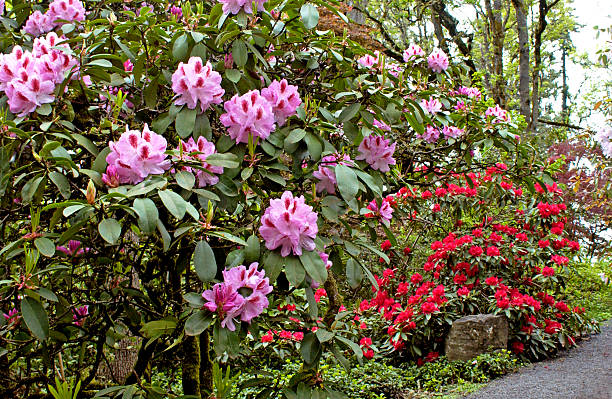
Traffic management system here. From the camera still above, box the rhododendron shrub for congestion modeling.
[0,0,582,397]
[358,169,597,362]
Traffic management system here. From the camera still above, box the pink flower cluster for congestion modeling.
[421,97,442,115]
[427,49,449,73]
[202,263,272,331]
[72,305,89,327]
[171,57,225,112]
[442,126,464,139]
[0,33,80,116]
[218,0,267,15]
[595,127,612,157]
[403,44,425,62]
[485,105,509,123]
[57,240,87,257]
[174,137,223,187]
[103,124,170,186]
[358,51,379,68]
[313,153,352,194]
[24,0,86,37]
[455,86,482,99]
[356,134,396,172]
[221,79,301,143]
[220,90,275,143]
[420,125,440,143]
[366,197,394,223]
[259,191,318,257]
[261,79,302,126]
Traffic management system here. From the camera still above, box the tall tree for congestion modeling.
[511,0,531,125]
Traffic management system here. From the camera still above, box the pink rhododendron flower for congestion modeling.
[373,118,391,131]
[595,127,612,157]
[202,283,245,331]
[259,191,319,257]
[0,0,4,15]
[47,0,86,26]
[169,5,183,18]
[357,52,379,68]
[318,251,333,270]
[5,73,55,117]
[403,44,425,62]
[171,57,224,112]
[174,136,223,187]
[24,11,54,36]
[427,48,449,73]
[72,305,89,326]
[421,97,442,115]
[220,90,276,144]
[34,33,79,85]
[366,199,394,223]
[356,135,396,172]
[312,153,351,194]
[218,0,267,15]
[419,125,439,143]
[3,308,19,325]
[442,126,464,139]
[261,79,302,126]
[485,105,509,123]
[104,124,170,185]
[57,240,87,257]
[123,59,133,72]
[222,262,273,323]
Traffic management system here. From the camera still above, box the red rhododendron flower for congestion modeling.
[511,341,524,354]
[469,246,483,257]
[542,267,555,277]
[403,246,412,255]
[381,239,392,251]
[410,273,423,285]
[486,246,500,256]
[363,348,374,359]
[453,273,467,285]
[457,286,470,296]
[485,276,500,286]
[292,332,304,341]
[420,301,439,314]
[359,337,373,347]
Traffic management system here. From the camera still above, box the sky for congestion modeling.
[568,0,612,129]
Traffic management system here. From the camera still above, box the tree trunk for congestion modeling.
[182,336,201,399]
[484,0,506,106]
[530,0,561,130]
[199,330,213,396]
[430,6,449,53]
[348,0,369,25]
[561,39,569,122]
[511,0,531,126]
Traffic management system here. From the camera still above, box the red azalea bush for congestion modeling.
[357,166,598,361]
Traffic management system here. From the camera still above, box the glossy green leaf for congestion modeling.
[300,4,320,30]
[194,240,217,282]
[185,311,213,336]
[158,189,187,220]
[132,198,159,234]
[21,296,49,340]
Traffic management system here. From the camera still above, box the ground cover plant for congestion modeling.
[0,0,607,398]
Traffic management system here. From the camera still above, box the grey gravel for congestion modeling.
[463,321,612,399]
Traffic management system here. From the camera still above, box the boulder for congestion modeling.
[445,314,508,361]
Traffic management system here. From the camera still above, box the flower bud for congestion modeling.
[86,180,96,204]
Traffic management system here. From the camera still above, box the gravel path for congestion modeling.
[463,321,612,399]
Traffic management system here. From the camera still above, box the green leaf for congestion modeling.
[300,333,321,364]
[21,296,49,340]
[176,107,198,139]
[336,336,363,360]
[263,251,283,282]
[300,4,320,30]
[225,68,241,83]
[173,33,190,61]
[48,171,71,199]
[193,240,217,282]
[175,171,196,190]
[185,311,213,336]
[158,189,187,220]
[335,165,359,203]
[205,153,240,168]
[34,237,55,257]
[184,292,205,308]
[140,319,177,338]
[245,235,260,263]
[300,250,327,284]
[285,256,305,287]
[98,218,121,244]
[285,129,307,146]
[346,258,362,289]
[315,328,334,343]
[338,103,361,123]
[232,39,248,67]
[132,198,159,234]
[305,287,318,319]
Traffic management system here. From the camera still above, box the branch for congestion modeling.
[538,118,584,130]
[352,6,404,62]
